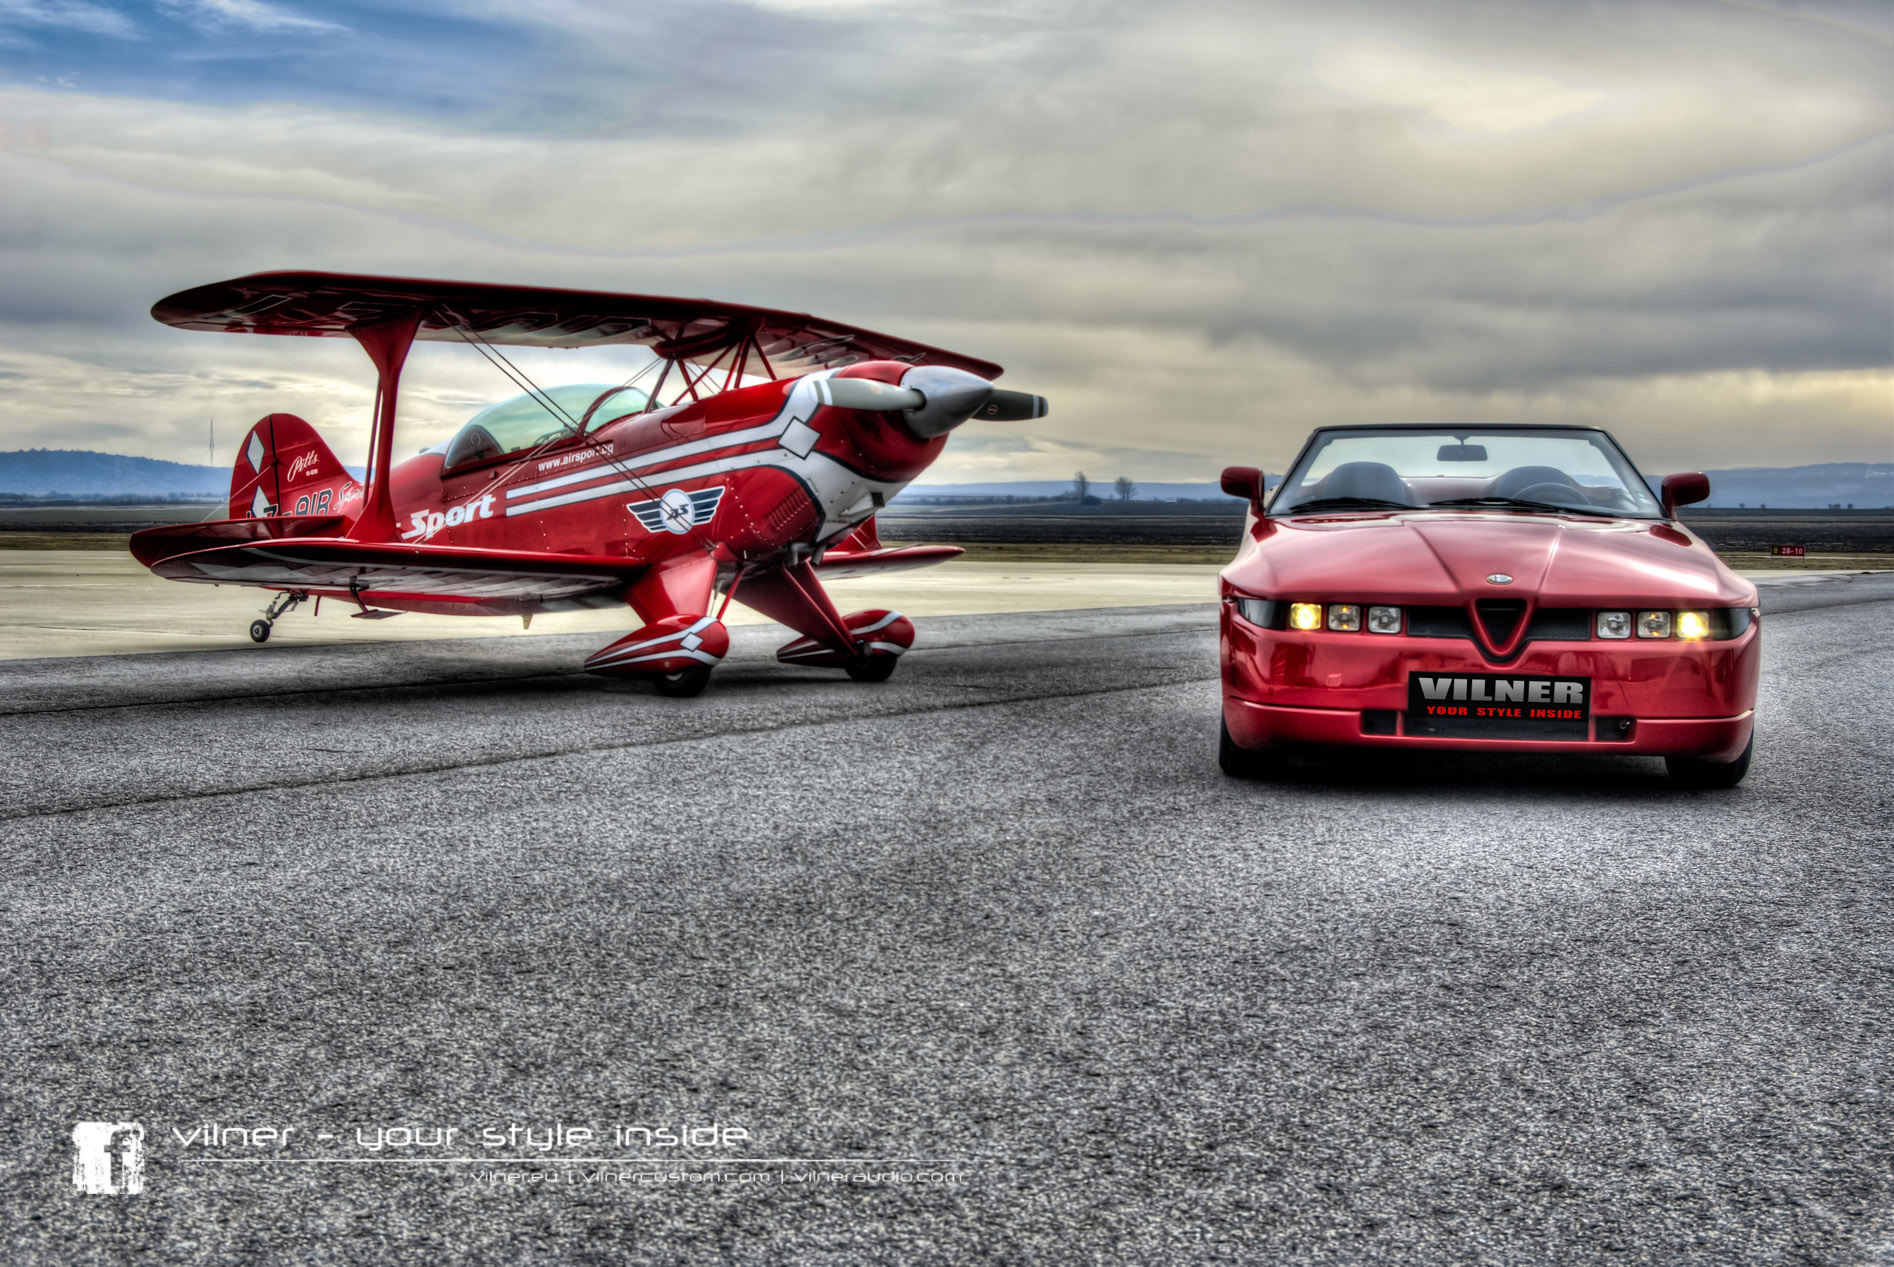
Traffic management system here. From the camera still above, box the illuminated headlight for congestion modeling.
[1596,611,1632,640]
[1288,602,1323,631]
[1675,610,1710,640]
[1327,604,1361,632]
[1234,598,1275,627]
[1637,610,1672,639]
[1366,605,1402,634]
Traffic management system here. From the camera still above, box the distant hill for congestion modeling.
[0,449,363,497]
[0,449,228,497]
[1673,463,1893,509]
[902,463,1894,509]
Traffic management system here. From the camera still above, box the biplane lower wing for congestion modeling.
[811,545,964,579]
[130,522,645,617]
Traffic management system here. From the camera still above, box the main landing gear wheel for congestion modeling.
[249,620,272,644]
[845,654,899,683]
[1218,716,1269,779]
[653,664,714,698]
[1666,732,1753,788]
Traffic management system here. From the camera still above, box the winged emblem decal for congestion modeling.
[629,486,725,535]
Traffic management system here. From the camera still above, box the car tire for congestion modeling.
[1665,732,1753,788]
[653,664,713,698]
[1218,716,1268,779]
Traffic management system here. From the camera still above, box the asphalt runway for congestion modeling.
[3,572,1891,1265]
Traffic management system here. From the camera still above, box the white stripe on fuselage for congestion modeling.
[504,370,842,504]
[504,415,795,502]
[496,371,908,545]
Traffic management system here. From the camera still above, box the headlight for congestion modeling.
[1366,605,1402,634]
[1637,610,1672,639]
[1234,597,1276,627]
[1675,610,1710,640]
[1288,602,1323,631]
[1327,604,1361,632]
[1597,611,1631,640]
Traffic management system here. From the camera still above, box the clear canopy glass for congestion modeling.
[441,383,650,470]
[1271,426,1663,519]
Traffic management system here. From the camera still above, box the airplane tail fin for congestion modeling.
[230,414,358,520]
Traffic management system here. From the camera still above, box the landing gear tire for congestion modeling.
[1666,732,1753,788]
[653,664,714,698]
[249,620,272,644]
[1218,716,1268,779]
[845,655,898,683]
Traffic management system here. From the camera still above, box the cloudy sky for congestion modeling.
[0,0,1888,482]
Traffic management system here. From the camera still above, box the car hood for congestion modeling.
[1225,512,1755,608]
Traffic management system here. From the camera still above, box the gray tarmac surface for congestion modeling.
[3,573,1891,1265]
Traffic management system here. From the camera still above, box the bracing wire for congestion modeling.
[443,319,746,562]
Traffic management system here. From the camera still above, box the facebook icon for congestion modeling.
[72,1122,144,1195]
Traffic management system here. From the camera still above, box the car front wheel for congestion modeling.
[1218,716,1270,779]
[1666,732,1753,788]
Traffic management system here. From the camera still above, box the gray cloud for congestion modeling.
[0,0,1885,481]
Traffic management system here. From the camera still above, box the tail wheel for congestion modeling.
[1218,716,1269,779]
[1666,732,1753,788]
[249,620,272,644]
[845,654,899,683]
[653,664,714,698]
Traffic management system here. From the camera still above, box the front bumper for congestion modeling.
[1223,698,1753,759]
[1220,606,1760,760]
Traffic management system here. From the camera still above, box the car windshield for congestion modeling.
[1270,427,1663,519]
[441,383,650,470]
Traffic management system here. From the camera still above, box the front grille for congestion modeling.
[1404,713,1588,741]
[1407,607,1474,639]
[1361,709,1398,735]
[1475,599,1526,644]
[1594,716,1635,742]
[1526,608,1593,641]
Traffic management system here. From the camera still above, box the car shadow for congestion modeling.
[1235,744,1685,796]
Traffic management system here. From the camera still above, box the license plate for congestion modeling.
[1406,672,1590,737]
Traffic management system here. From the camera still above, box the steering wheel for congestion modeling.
[1512,481,1588,507]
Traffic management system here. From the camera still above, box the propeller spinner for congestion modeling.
[811,367,1049,438]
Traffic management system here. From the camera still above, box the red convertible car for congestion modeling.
[1217,424,1759,787]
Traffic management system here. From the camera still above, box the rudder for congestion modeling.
[230,414,359,520]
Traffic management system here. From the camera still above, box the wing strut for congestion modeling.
[347,308,425,542]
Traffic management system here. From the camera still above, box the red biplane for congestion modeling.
[130,272,1046,695]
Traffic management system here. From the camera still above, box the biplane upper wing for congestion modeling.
[151,271,1003,379]
[130,522,646,615]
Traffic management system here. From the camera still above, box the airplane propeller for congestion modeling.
[975,390,1050,422]
[810,378,925,412]
[810,368,1048,438]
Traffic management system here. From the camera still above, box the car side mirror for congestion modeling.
[1660,472,1710,519]
[1221,465,1267,515]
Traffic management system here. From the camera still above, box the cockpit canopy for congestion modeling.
[439,383,650,471]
